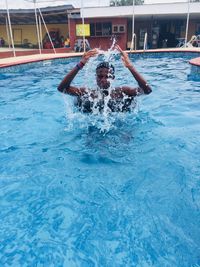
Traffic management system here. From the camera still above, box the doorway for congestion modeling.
[13,29,22,45]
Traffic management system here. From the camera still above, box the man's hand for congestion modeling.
[80,49,99,65]
[115,45,152,95]
[115,45,132,68]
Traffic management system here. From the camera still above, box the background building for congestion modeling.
[68,2,200,50]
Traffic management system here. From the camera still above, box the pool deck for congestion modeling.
[0,47,200,68]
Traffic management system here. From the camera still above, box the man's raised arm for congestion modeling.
[57,49,99,96]
[116,45,152,95]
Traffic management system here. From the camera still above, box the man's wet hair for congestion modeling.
[96,61,115,75]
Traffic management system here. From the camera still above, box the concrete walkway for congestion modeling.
[0,51,82,68]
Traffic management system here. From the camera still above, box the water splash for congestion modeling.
[64,38,138,133]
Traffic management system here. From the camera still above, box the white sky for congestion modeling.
[0,0,188,10]
[1,0,108,9]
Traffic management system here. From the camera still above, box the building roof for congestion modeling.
[1,2,200,26]
[81,2,200,20]
[0,5,74,25]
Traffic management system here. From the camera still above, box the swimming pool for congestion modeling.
[0,52,200,266]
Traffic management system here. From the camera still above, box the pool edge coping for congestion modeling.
[0,48,200,69]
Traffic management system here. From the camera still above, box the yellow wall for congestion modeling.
[0,23,68,45]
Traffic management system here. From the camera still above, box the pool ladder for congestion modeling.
[143,32,148,51]
[130,33,137,51]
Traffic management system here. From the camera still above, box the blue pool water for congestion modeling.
[0,52,200,267]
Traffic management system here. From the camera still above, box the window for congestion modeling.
[90,22,112,37]
[113,25,118,33]
[90,23,95,36]
[96,23,102,36]
[119,25,125,33]
[112,25,126,33]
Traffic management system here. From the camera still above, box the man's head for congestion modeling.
[96,62,115,90]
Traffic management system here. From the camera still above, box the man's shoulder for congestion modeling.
[117,86,139,97]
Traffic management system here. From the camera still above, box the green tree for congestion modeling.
[110,0,144,6]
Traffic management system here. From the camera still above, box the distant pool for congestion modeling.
[0,52,200,266]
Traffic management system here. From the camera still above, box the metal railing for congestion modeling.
[181,35,200,48]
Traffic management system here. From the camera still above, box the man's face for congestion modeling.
[96,68,114,90]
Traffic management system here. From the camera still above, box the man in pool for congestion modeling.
[57,45,152,112]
